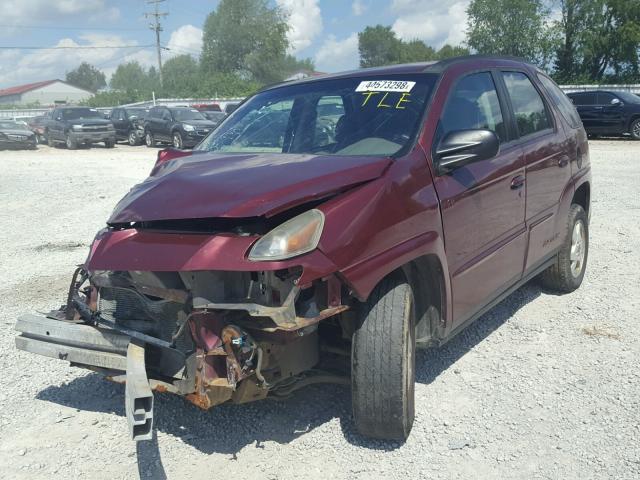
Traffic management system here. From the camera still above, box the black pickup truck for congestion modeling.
[46,107,116,149]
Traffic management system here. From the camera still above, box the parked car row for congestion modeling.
[8,101,240,151]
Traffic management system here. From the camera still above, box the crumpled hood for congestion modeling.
[108,152,391,223]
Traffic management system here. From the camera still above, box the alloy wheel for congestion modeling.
[570,220,586,278]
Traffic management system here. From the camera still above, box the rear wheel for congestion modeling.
[540,204,588,292]
[128,130,139,146]
[351,270,415,441]
[630,119,640,140]
[145,131,155,148]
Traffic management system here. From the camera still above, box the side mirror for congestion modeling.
[435,129,499,174]
[610,98,623,106]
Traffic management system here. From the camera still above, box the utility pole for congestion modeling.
[145,0,168,87]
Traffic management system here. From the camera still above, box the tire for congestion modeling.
[540,204,588,293]
[630,118,640,140]
[104,138,115,148]
[352,270,415,441]
[172,131,183,149]
[128,130,139,146]
[65,133,77,150]
[145,131,155,148]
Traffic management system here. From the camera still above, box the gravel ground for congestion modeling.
[0,141,638,479]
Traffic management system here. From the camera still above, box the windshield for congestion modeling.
[172,108,206,121]
[615,91,640,104]
[61,108,103,120]
[0,121,28,130]
[196,74,437,156]
[126,108,148,118]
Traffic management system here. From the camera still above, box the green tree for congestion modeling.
[399,39,437,63]
[358,25,402,67]
[65,62,106,92]
[554,0,640,82]
[201,0,289,84]
[436,44,471,59]
[359,25,470,67]
[110,61,153,92]
[466,0,553,64]
[162,55,200,96]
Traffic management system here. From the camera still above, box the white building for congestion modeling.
[0,79,93,106]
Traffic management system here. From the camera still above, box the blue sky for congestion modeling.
[0,0,469,88]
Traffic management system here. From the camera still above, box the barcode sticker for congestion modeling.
[355,80,416,92]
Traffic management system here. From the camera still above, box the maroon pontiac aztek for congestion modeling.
[16,56,591,441]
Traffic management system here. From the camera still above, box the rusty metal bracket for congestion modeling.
[125,341,154,441]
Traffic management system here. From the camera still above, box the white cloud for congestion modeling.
[0,23,205,89]
[166,25,204,58]
[315,33,359,73]
[391,0,469,48]
[2,0,119,23]
[352,0,367,16]
[276,0,323,53]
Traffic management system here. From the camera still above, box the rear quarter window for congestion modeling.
[538,74,582,129]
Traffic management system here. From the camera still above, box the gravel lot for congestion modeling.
[0,141,638,479]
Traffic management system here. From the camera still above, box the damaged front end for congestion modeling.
[15,148,391,440]
[16,261,351,440]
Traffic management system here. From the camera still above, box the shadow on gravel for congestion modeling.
[415,283,542,386]
[35,283,541,456]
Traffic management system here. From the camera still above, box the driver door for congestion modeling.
[432,71,527,328]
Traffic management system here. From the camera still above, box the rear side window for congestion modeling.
[570,93,596,106]
[537,74,582,129]
[440,72,506,142]
[502,72,552,137]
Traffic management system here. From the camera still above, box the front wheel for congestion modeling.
[145,131,155,148]
[351,270,415,441]
[104,138,115,148]
[65,133,77,150]
[172,132,183,149]
[630,119,640,140]
[540,204,588,292]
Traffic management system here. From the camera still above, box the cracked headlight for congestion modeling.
[248,209,324,261]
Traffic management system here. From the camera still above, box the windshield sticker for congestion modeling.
[355,80,416,93]
[361,91,412,109]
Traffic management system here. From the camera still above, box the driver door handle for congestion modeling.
[510,175,525,190]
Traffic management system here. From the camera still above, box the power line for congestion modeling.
[0,23,147,31]
[145,0,168,87]
[0,45,154,50]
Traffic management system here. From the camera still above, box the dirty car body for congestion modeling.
[16,56,592,442]
[0,120,37,149]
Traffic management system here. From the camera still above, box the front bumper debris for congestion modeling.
[15,314,129,370]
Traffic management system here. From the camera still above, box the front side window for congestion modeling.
[502,71,552,137]
[440,72,506,142]
[537,74,582,129]
[597,92,617,105]
[197,74,437,156]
